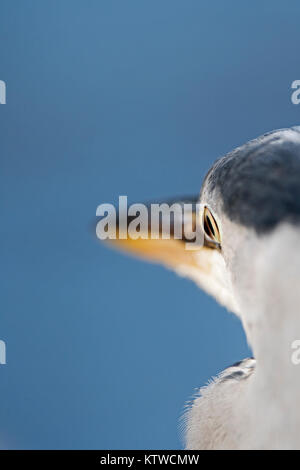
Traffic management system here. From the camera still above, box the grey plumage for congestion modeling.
[204,126,300,233]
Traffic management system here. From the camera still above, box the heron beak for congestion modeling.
[96,195,239,314]
[97,196,203,270]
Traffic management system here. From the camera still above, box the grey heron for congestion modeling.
[105,126,300,449]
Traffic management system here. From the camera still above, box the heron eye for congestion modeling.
[203,206,221,247]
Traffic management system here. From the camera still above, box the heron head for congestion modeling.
[103,126,300,343]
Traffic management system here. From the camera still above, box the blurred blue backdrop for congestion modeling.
[0,0,299,449]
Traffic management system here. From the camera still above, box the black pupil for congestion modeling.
[205,215,215,238]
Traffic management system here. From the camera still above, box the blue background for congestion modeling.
[0,0,299,449]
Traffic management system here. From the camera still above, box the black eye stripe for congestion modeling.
[204,127,300,234]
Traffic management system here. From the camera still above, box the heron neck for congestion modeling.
[233,225,300,365]
[244,294,300,449]
[234,225,300,448]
